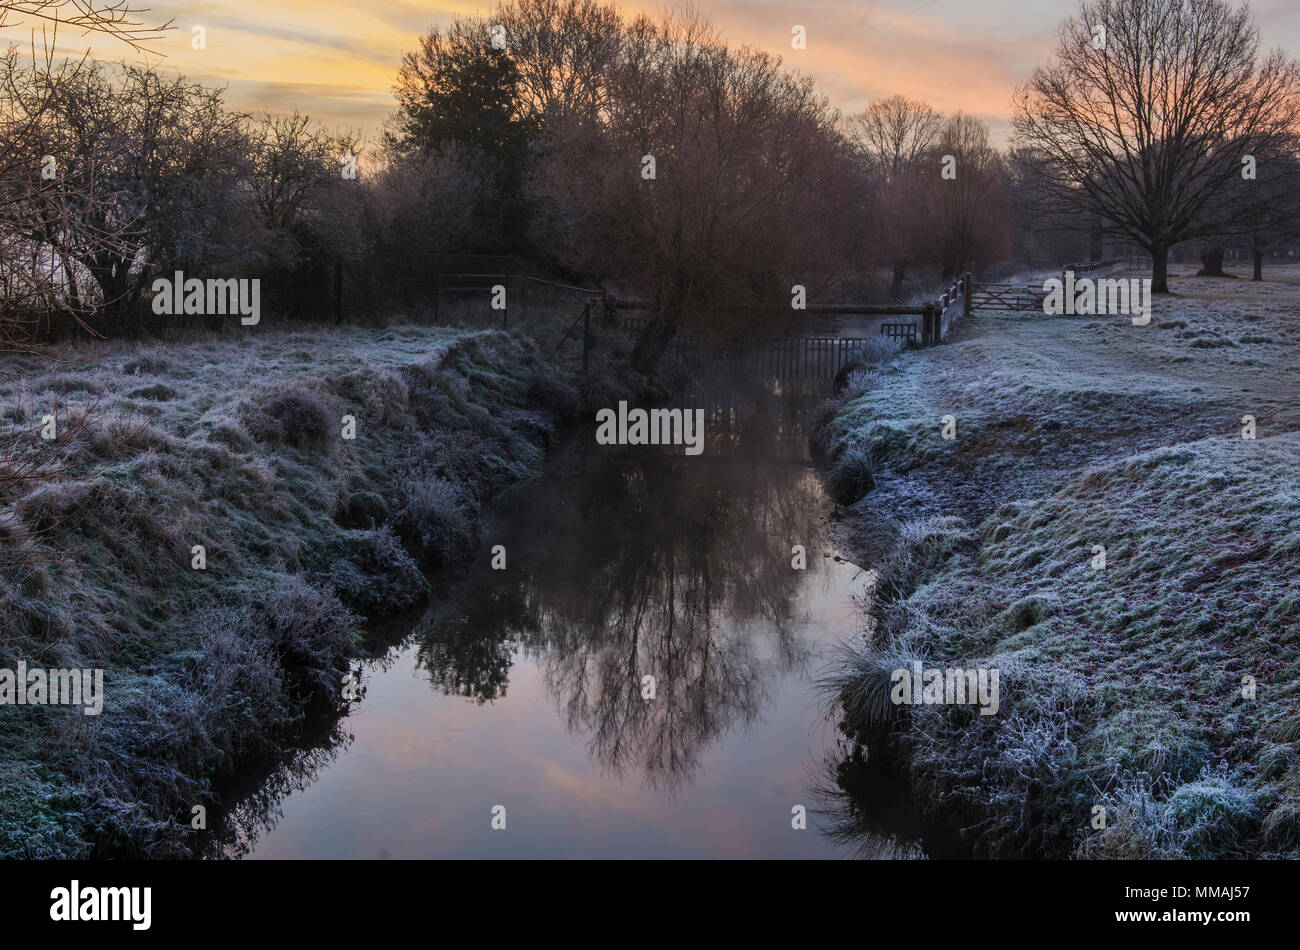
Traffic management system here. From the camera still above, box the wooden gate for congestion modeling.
[969,283,1047,311]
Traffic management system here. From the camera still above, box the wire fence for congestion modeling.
[321,250,640,374]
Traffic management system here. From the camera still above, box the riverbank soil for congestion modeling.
[0,324,628,857]
[817,262,1300,859]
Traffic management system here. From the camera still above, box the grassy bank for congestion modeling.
[0,323,631,857]
[815,265,1300,859]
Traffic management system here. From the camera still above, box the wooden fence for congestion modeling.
[459,259,1124,380]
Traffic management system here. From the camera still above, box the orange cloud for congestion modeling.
[11,0,1299,148]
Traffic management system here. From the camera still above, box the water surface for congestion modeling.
[218,380,925,858]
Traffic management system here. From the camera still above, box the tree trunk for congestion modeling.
[97,269,133,336]
[1253,249,1264,281]
[1197,247,1226,276]
[1150,244,1170,293]
[630,310,678,374]
[891,260,905,297]
[632,259,691,375]
[1089,221,1103,262]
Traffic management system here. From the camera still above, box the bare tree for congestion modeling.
[849,95,944,180]
[251,110,365,262]
[1242,139,1300,279]
[847,95,943,295]
[1192,135,1300,278]
[920,114,1012,279]
[1012,0,1300,292]
[1,1,172,343]
[492,0,623,126]
[0,0,170,52]
[8,60,252,331]
[1007,145,1095,265]
[529,7,862,372]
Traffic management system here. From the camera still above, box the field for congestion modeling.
[816,262,1300,858]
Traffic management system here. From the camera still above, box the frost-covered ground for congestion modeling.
[816,263,1300,858]
[0,322,614,857]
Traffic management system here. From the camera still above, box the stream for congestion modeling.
[209,376,938,859]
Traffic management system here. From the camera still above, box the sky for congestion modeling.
[9,0,1300,146]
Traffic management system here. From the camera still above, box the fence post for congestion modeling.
[582,303,592,374]
[433,263,441,324]
[334,257,343,324]
[963,273,972,318]
[922,304,934,345]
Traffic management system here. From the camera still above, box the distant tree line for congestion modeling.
[0,0,1019,370]
[2,0,1297,367]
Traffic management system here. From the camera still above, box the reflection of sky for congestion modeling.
[16,1,1299,145]
[245,458,869,859]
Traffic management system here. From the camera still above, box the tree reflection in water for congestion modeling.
[810,739,969,860]
[204,380,937,857]
[200,722,352,859]
[413,382,828,793]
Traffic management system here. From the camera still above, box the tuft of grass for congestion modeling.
[826,444,877,505]
[821,643,923,747]
[244,385,336,451]
[392,469,478,570]
[1163,766,1259,858]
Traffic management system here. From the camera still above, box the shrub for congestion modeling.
[832,337,902,393]
[326,525,427,615]
[244,386,335,451]
[843,368,882,399]
[335,367,410,428]
[334,490,390,529]
[853,335,903,365]
[392,467,479,570]
[402,428,536,502]
[823,643,924,745]
[525,371,582,419]
[256,575,360,708]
